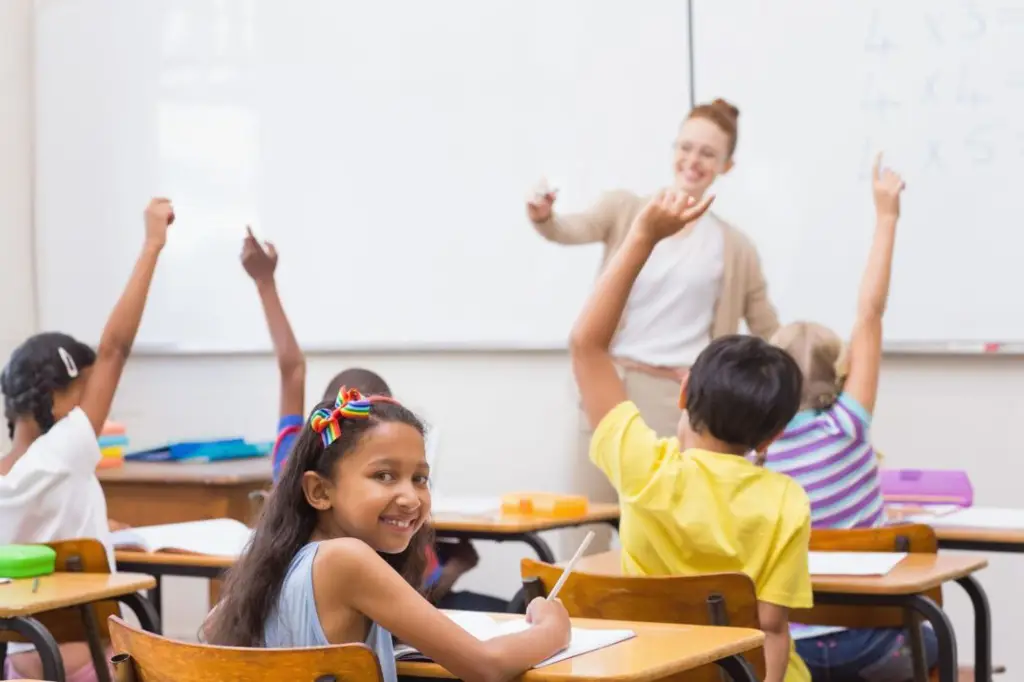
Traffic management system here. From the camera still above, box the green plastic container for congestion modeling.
[0,544,57,579]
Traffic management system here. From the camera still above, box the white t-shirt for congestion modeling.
[0,407,113,653]
[611,213,725,368]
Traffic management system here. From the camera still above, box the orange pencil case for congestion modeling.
[501,493,588,517]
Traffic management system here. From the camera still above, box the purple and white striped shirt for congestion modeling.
[764,392,885,530]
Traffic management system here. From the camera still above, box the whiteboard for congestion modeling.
[34,0,692,352]
[692,0,1024,347]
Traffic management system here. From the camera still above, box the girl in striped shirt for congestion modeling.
[764,157,937,682]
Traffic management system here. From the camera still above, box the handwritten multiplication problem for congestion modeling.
[859,2,1023,176]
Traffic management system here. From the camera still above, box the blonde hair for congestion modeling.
[770,322,849,411]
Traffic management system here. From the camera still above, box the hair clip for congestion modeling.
[309,386,397,447]
[57,347,79,379]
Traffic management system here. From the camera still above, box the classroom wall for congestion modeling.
[5,0,1024,669]
[0,0,36,410]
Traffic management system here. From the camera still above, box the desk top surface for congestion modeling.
[0,572,156,617]
[432,503,620,533]
[397,612,764,682]
[573,550,988,595]
[96,457,273,485]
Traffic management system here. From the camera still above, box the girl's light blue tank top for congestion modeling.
[263,541,397,682]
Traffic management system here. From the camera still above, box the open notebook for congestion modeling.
[110,518,253,557]
[394,612,635,667]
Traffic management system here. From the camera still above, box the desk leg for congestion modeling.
[955,574,993,682]
[117,592,162,635]
[715,654,758,682]
[79,604,112,682]
[905,595,958,682]
[0,615,66,681]
[147,575,162,620]
[520,532,557,563]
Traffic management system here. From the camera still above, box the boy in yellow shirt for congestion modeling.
[569,189,813,682]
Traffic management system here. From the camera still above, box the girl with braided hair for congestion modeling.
[0,198,175,682]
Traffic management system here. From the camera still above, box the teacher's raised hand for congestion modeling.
[632,189,715,244]
[526,181,558,222]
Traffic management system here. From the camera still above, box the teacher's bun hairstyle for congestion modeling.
[685,98,740,157]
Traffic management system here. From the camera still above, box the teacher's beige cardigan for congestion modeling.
[531,189,780,347]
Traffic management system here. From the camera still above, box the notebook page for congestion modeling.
[907,506,1024,530]
[117,519,254,556]
[491,618,636,667]
[809,551,906,576]
[109,529,151,550]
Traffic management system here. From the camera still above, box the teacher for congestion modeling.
[527,98,780,507]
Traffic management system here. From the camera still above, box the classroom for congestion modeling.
[2,1,1023,681]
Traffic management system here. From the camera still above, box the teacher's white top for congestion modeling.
[611,214,725,368]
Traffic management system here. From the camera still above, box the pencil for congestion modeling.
[546,531,595,601]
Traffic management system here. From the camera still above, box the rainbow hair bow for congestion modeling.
[309,386,393,447]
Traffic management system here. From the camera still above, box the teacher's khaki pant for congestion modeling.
[563,367,683,557]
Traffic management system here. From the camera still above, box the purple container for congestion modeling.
[879,469,973,506]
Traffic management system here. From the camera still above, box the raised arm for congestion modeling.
[319,540,570,682]
[241,228,305,420]
[78,198,173,435]
[570,190,714,428]
[845,155,904,415]
[527,189,617,245]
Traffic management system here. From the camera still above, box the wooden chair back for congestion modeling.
[108,616,384,682]
[0,538,118,644]
[521,558,765,682]
[794,523,940,629]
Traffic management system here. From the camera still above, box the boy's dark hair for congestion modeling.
[686,335,803,451]
[205,397,432,647]
[1,332,97,438]
[322,368,391,401]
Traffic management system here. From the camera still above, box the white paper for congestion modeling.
[110,518,253,556]
[808,551,906,576]
[430,496,502,517]
[906,506,1024,530]
[446,612,635,667]
[888,503,962,516]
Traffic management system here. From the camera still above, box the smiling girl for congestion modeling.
[205,388,570,682]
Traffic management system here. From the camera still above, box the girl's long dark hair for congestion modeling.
[205,398,433,647]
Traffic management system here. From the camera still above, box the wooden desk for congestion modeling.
[931,525,1024,553]
[398,613,765,682]
[97,458,272,528]
[432,503,620,563]
[0,572,158,682]
[572,551,990,682]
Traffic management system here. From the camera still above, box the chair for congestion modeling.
[108,616,383,682]
[520,557,765,682]
[0,538,159,682]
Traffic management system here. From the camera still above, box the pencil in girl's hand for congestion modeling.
[546,531,595,601]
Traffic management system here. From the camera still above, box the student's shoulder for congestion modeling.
[592,401,664,448]
[28,407,100,472]
[757,467,812,515]
[315,537,384,574]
